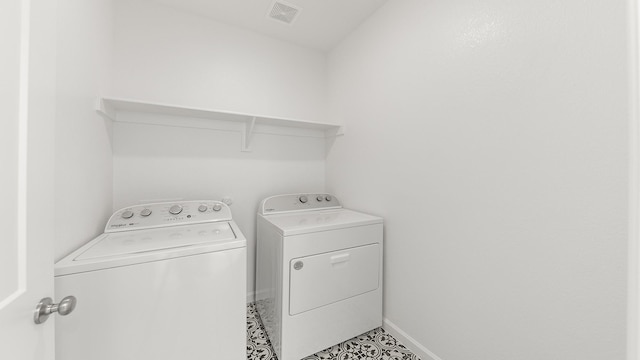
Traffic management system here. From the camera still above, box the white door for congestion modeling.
[0,0,57,359]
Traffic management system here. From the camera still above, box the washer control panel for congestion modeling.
[106,200,232,233]
[259,194,341,215]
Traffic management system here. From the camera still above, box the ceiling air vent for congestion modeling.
[267,1,301,25]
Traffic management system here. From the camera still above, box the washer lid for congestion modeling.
[261,209,382,236]
[55,222,246,276]
[77,222,236,260]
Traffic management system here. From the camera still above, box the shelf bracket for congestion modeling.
[241,117,256,152]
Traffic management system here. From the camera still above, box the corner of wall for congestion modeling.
[627,0,640,358]
[54,0,116,261]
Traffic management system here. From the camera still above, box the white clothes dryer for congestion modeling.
[55,200,246,360]
[256,194,383,360]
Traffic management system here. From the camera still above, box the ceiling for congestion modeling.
[149,0,389,51]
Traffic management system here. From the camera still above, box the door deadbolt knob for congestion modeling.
[34,295,77,324]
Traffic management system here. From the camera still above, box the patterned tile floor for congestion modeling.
[247,303,421,360]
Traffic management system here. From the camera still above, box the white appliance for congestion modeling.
[55,200,246,360]
[256,193,383,360]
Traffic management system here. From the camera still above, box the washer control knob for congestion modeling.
[212,204,222,212]
[325,195,332,202]
[198,204,208,212]
[299,195,308,204]
[169,205,183,215]
[121,210,134,219]
[140,209,152,217]
[316,196,324,202]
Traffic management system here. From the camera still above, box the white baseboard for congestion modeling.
[383,318,443,360]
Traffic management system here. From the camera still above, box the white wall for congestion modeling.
[111,0,328,299]
[113,0,327,122]
[326,0,630,359]
[55,0,114,261]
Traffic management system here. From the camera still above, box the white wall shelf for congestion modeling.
[96,97,343,152]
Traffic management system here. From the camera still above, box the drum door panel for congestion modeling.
[289,244,379,316]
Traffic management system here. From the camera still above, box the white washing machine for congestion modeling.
[256,193,383,360]
[55,200,246,360]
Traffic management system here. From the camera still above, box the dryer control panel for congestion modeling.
[259,194,341,215]
[106,200,232,233]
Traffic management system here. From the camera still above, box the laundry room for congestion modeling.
[2,0,637,360]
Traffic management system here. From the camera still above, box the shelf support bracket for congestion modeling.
[241,117,256,152]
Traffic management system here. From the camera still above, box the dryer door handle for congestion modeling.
[330,253,350,264]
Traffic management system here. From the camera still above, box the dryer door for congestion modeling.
[289,243,380,316]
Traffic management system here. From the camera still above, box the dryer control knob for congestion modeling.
[316,196,324,202]
[169,205,183,215]
[140,209,152,217]
[121,210,134,219]
[299,195,308,204]
[198,205,208,212]
[212,204,222,212]
[325,195,332,202]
